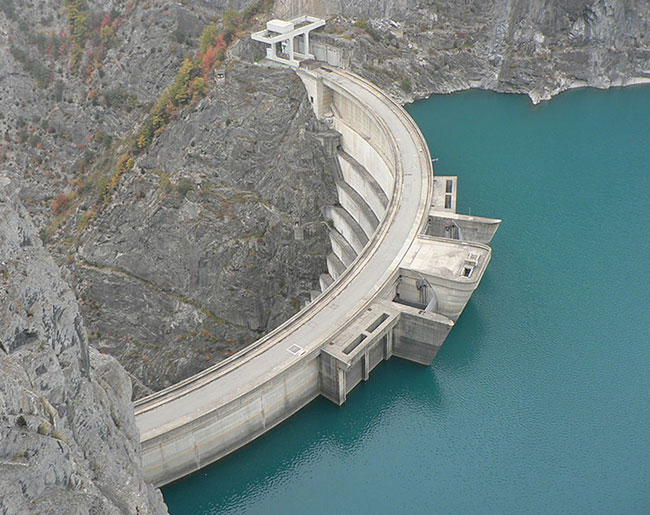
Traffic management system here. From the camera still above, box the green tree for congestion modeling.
[64,0,90,46]
[222,8,242,40]
[169,57,200,106]
[200,22,220,54]
[400,77,412,93]
[100,25,116,47]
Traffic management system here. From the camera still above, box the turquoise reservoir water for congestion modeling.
[163,86,650,514]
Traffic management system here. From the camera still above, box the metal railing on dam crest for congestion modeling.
[134,59,501,487]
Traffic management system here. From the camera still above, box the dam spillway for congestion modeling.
[134,62,500,487]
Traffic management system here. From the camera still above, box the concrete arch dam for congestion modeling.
[134,64,501,487]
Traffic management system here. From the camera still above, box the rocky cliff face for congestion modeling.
[0,0,209,230]
[0,0,338,396]
[0,0,280,230]
[70,65,337,395]
[275,0,650,104]
[0,184,166,514]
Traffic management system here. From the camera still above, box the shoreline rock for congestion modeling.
[270,1,650,106]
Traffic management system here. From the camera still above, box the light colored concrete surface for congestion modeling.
[431,176,457,212]
[135,65,433,486]
[427,211,502,244]
[335,181,379,238]
[327,251,347,279]
[333,120,395,196]
[319,273,334,291]
[328,228,357,267]
[428,175,501,243]
[252,16,325,66]
[402,236,491,283]
[397,237,490,320]
[325,205,369,254]
[337,150,389,219]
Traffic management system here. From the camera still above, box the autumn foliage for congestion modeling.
[200,47,216,79]
[52,193,71,215]
[110,1,274,197]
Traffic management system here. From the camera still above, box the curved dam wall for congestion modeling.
[133,64,499,487]
[299,66,400,287]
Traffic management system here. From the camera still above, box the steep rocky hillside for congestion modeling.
[275,0,650,103]
[1,0,212,229]
[70,65,337,395]
[0,184,166,514]
[1,0,338,396]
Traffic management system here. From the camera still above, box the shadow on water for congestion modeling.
[436,299,486,370]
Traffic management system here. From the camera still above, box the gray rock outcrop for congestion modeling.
[0,184,166,514]
[71,65,338,395]
[0,0,339,398]
[274,0,650,104]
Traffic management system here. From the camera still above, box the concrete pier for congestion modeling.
[134,62,500,487]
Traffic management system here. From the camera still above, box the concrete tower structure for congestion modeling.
[251,15,325,67]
